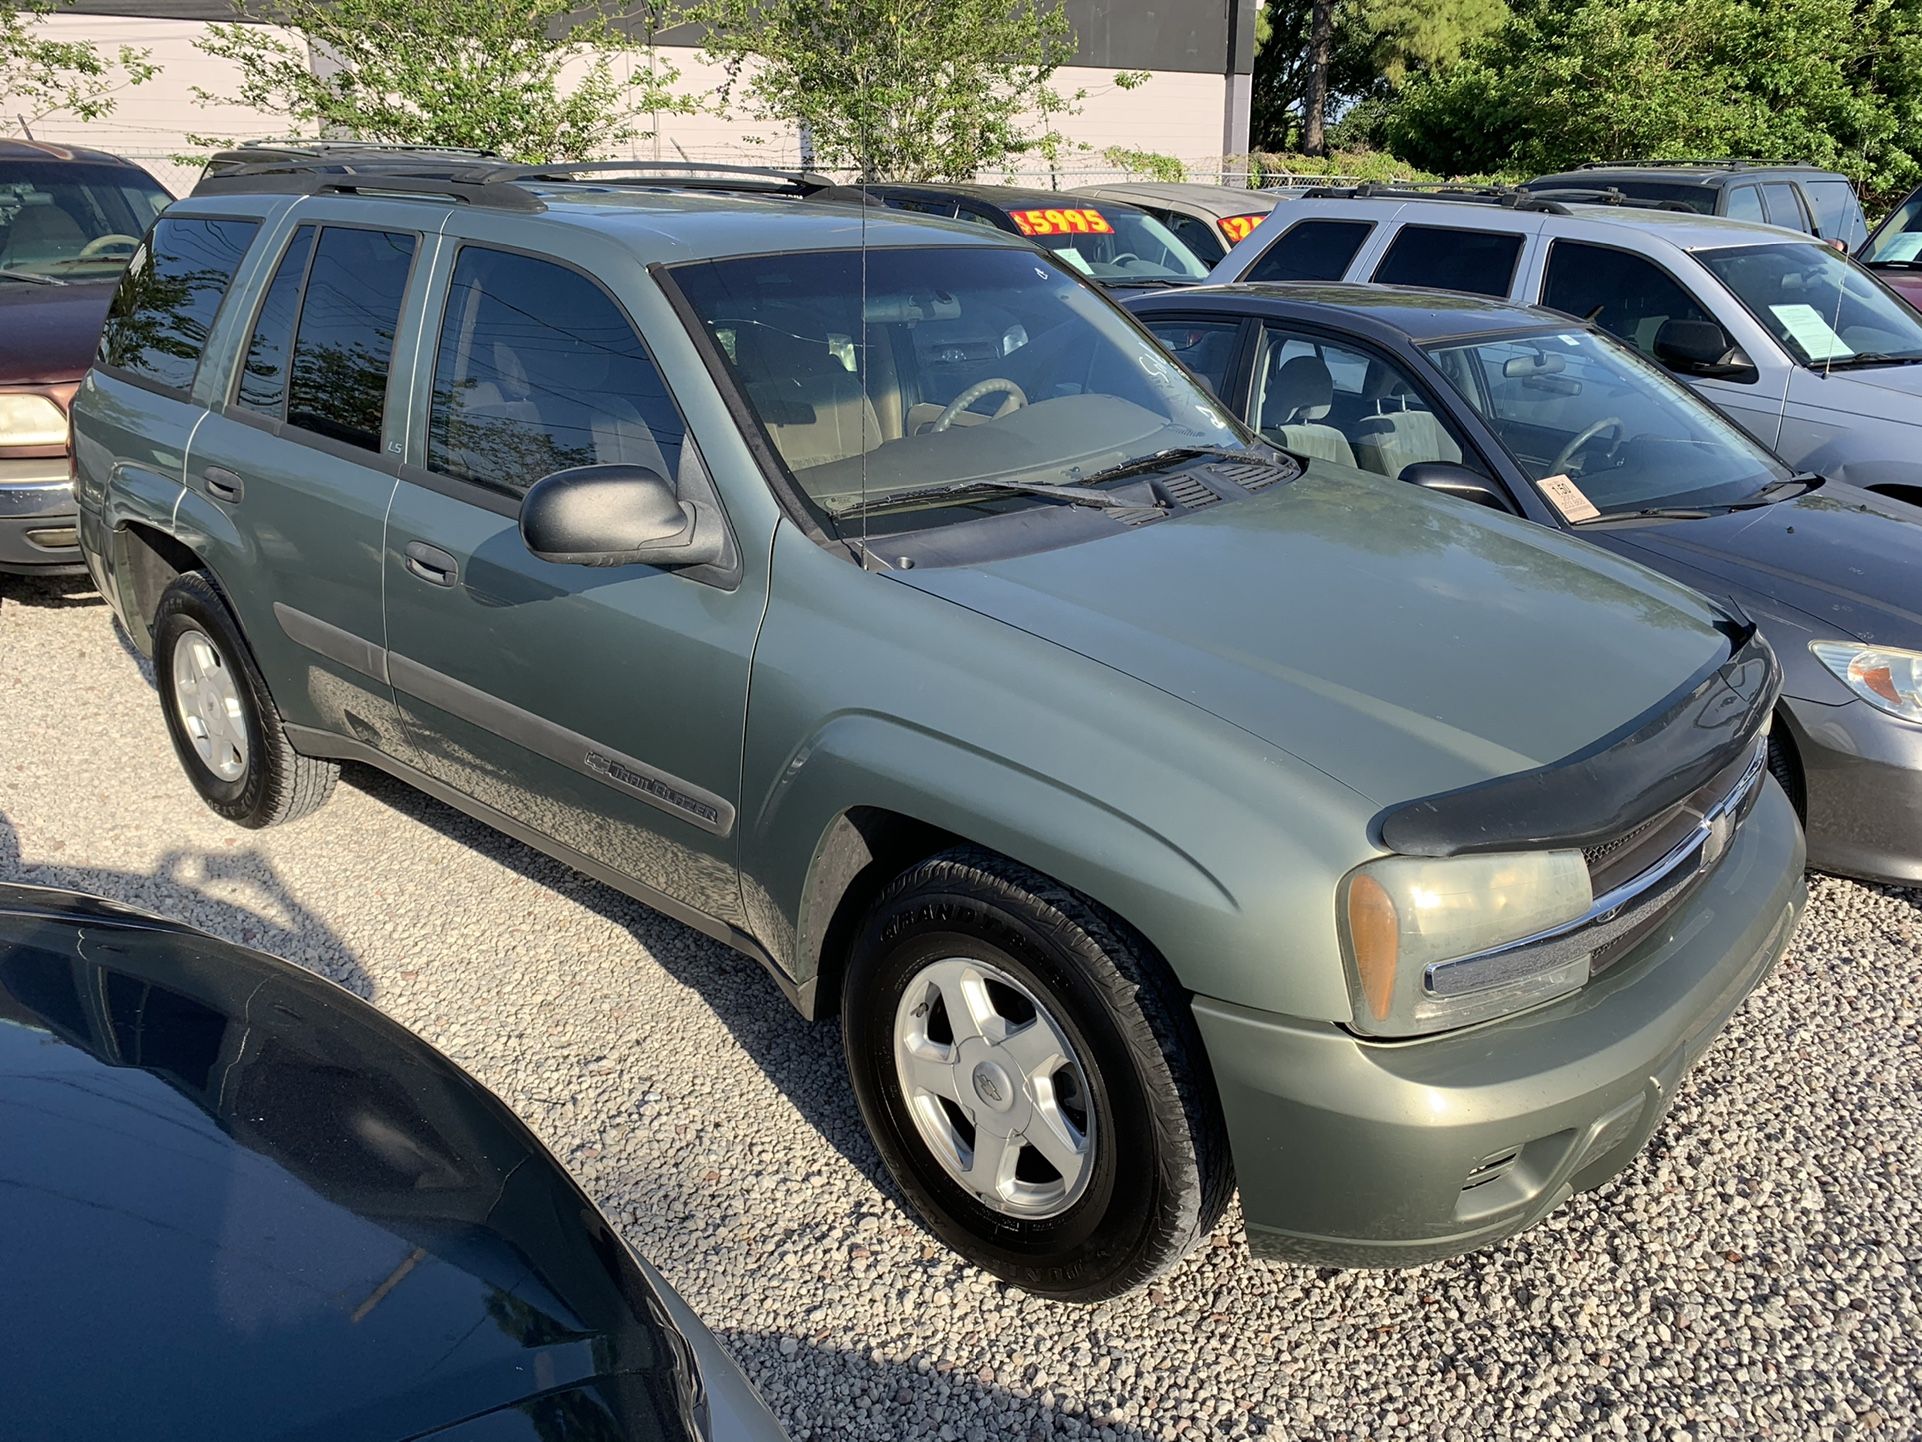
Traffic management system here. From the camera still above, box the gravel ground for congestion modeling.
[3,574,1919,1441]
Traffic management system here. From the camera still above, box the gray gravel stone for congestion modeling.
[3,576,1919,1439]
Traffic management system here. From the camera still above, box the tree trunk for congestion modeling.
[1302,0,1335,155]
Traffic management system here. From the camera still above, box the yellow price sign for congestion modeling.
[1218,213,1268,244]
[1009,207,1116,238]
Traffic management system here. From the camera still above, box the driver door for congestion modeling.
[382,227,762,925]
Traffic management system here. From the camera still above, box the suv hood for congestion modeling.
[1599,482,1922,648]
[0,884,707,1442]
[900,470,1733,807]
[0,277,115,386]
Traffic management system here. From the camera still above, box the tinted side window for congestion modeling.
[1805,180,1866,248]
[1245,218,1373,283]
[428,247,685,498]
[1143,318,1240,398]
[1540,241,1716,361]
[1161,211,1226,267]
[1761,182,1809,232]
[234,224,316,417]
[1371,226,1523,297]
[286,226,416,452]
[98,216,259,393]
[1724,185,1766,223]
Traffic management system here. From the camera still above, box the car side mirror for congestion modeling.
[1653,319,1757,381]
[1400,461,1513,511]
[519,464,723,568]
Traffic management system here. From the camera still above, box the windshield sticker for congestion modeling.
[1054,247,1095,275]
[1771,302,1854,361]
[1009,207,1114,237]
[1218,213,1267,243]
[1538,472,1600,522]
[1877,233,1922,262]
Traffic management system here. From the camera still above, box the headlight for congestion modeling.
[1340,850,1593,1038]
[0,392,67,448]
[1811,641,1922,723]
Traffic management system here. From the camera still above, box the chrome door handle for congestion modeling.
[403,540,458,587]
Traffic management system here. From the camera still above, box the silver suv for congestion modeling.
[1211,186,1922,498]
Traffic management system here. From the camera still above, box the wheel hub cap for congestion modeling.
[892,956,1095,1219]
[170,627,248,783]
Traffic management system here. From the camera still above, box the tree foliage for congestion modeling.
[2,0,156,130]
[691,0,1101,181]
[190,0,689,160]
[1375,0,1922,198]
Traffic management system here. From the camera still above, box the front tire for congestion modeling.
[842,847,1231,1301]
[152,572,337,828]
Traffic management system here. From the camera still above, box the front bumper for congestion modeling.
[1782,693,1922,886]
[0,458,81,575]
[1193,778,1807,1268]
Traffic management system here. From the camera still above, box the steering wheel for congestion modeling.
[1550,416,1624,476]
[931,377,1029,432]
[77,234,140,260]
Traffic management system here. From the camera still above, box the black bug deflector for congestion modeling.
[1378,625,1780,858]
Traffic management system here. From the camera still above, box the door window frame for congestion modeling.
[401,237,741,587]
[1537,235,1761,386]
[214,217,426,471]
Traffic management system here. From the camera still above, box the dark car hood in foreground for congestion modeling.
[1595,482,1922,649]
[0,278,115,386]
[900,469,1733,807]
[0,884,706,1442]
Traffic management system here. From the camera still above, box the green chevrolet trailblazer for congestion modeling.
[70,149,1806,1301]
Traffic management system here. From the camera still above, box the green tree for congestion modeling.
[1377,0,1922,198]
[190,0,689,161]
[691,0,1103,181]
[2,0,156,131]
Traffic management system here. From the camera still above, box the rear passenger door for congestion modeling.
[381,230,760,925]
[179,203,423,751]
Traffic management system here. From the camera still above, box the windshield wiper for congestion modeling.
[1581,506,1715,523]
[1071,445,1269,487]
[1728,473,1821,508]
[1818,351,1922,370]
[0,267,64,286]
[837,477,1150,520]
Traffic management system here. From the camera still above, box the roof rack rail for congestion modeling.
[1573,158,1813,172]
[190,153,838,213]
[1297,181,1573,215]
[1523,185,1699,214]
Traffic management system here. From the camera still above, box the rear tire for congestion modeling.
[152,571,337,828]
[842,846,1231,1302]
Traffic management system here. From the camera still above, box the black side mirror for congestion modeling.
[1400,460,1513,511]
[519,464,723,568]
[1653,319,1757,381]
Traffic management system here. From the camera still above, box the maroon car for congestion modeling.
[1,140,169,576]
[1860,186,1922,309]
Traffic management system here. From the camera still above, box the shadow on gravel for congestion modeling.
[0,812,376,1001]
[340,765,899,1197]
[0,574,104,609]
[725,1333,1167,1442]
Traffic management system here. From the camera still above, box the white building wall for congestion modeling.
[6,16,1237,193]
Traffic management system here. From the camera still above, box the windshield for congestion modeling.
[669,244,1250,533]
[1007,205,1211,282]
[1697,240,1922,365]
[0,162,169,281]
[1862,189,1922,265]
[1425,328,1788,518]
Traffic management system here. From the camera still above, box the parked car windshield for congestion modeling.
[1861,189,1922,266]
[669,245,1252,530]
[0,162,169,281]
[1013,206,1212,283]
[1425,327,1789,518]
[1697,240,1922,366]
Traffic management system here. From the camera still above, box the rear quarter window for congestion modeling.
[97,216,259,394]
[1372,225,1524,297]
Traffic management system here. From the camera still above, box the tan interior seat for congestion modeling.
[0,201,86,267]
[1350,366,1462,478]
[732,321,882,473]
[1259,355,1357,468]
